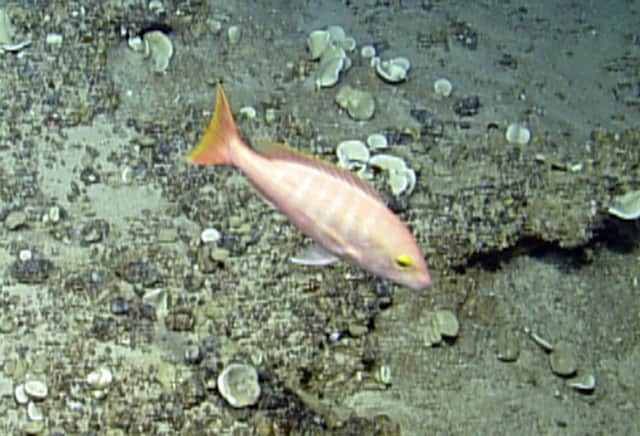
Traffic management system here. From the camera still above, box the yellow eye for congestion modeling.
[395,255,413,268]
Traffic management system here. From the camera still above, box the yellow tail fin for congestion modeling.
[187,84,239,166]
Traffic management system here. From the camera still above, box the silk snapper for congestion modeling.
[187,84,431,290]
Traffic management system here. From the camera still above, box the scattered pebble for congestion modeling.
[217,363,261,408]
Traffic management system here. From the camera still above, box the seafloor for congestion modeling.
[0,0,639,434]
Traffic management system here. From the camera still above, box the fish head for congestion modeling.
[362,226,432,290]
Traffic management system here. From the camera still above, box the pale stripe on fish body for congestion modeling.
[187,84,432,290]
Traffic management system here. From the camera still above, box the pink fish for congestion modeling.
[187,84,431,289]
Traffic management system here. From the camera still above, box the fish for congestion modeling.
[187,84,431,290]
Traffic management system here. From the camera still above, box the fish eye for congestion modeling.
[395,255,413,268]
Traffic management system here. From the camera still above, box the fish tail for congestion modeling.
[187,84,240,166]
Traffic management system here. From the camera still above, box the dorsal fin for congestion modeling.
[256,141,384,201]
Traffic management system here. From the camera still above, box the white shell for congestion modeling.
[201,227,221,243]
[368,154,408,172]
[127,35,144,52]
[360,45,376,58]
[567,374,596,391]
[217,363,261,408]
[335,85,375,120]
[375,57,410,83]
[607,190,640,220]
[307,30,330,60]
[336,140,370,168]
[87,367,113,390]
[433,78,453,97]
[0,9,15,45]
[388,172,409,196]
[435,309,459,337]
[239,106,257,119]
[315,56,344,88]
[15,384,29,404]
[366,133,388,150]
[326,25,346,43]
[24,380,48,400]
[45,33,63,48]
[336,36,356,51]
[143,31,173,73]
[27,401,44,421]
[227,25,241,45]
[505,123,531,145]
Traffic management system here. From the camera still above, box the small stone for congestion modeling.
[110,296,130,315]
[217,363,261,408]
[435,309,459,338]
[24,380,48,400]
[87,367,113,390]
[549,348,577,377]
[4,210,27,230]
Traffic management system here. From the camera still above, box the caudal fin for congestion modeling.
[187,84,240,166]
